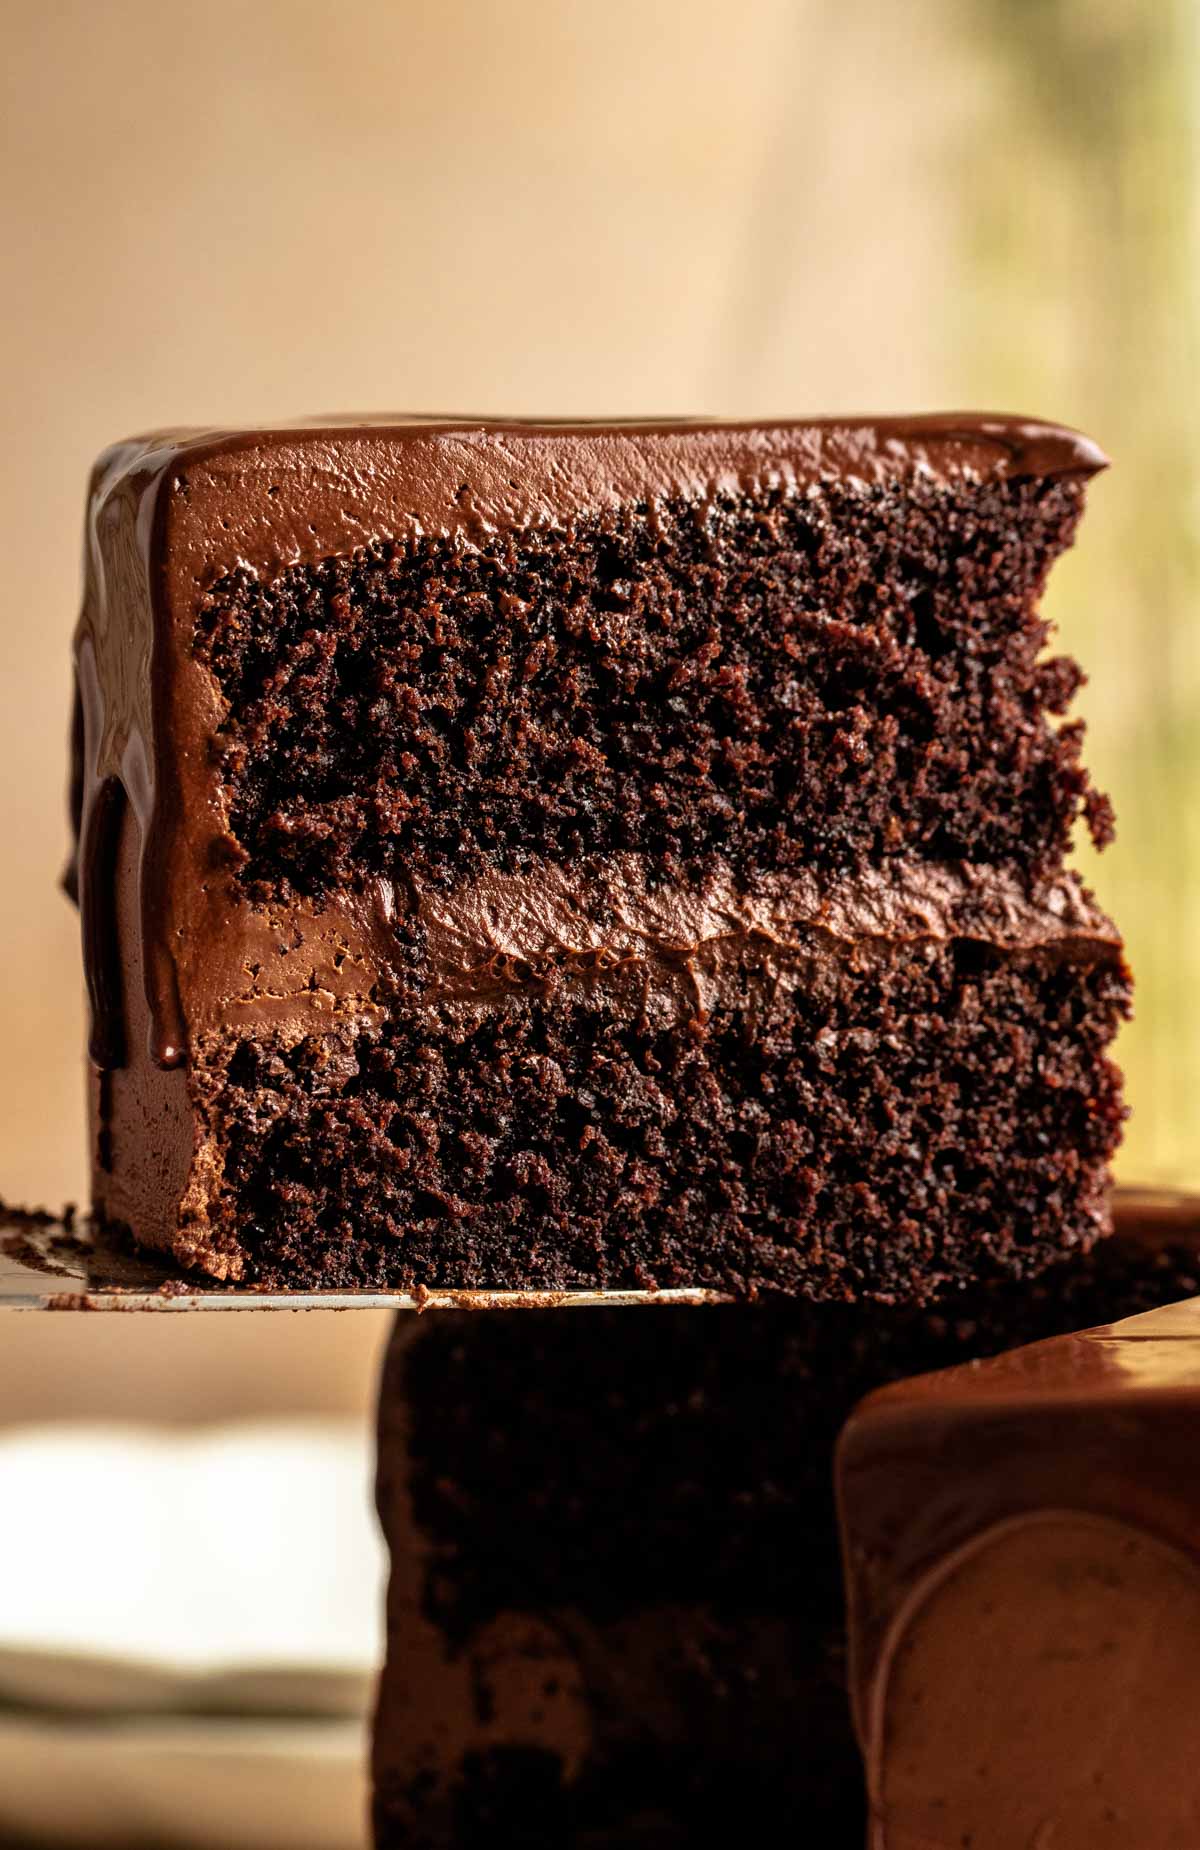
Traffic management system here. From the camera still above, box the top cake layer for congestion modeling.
[76,413,1108,914]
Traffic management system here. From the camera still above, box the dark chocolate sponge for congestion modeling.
[194,472,1107,902]
[197,925,1125,1297]
[69,416,1125,1295]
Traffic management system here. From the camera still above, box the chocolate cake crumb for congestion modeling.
[195,937,1126,1299]
[71,417,1125,1295]
[195,476,1104,900]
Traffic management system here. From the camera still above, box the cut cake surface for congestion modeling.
[70,415,1126,1294]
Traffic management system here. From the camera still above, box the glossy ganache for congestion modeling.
[69,415,1127,1292]
[838,1191,1200,1850]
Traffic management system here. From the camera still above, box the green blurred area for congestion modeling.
[950,0,1199,1183]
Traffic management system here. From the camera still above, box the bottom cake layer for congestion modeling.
[177,915,1124,1297]
[371,1195,1200,1848]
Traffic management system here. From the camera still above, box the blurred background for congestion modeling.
[0,0,1197,1843]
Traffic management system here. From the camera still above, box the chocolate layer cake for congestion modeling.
[70,416,1126,1292]
[372,1192,1200,1847]
[839,1194,1200,1849]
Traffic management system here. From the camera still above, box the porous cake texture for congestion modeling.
[70,416,1126,1293]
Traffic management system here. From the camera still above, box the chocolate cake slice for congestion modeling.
[69,416,1126,1293]
[372,1192,1200,1847]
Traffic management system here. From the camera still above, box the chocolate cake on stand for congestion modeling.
[371,1190,1200,1847]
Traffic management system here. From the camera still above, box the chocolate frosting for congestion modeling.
[86,413,1110,578]
[418,854,1117,1014]
[69,413,1110,1080]
[865,1511,1200,1849]
[77,845,1122,1062]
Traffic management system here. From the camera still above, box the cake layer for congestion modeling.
[79,417,1111,913]
[838,1210,1200,1850]
[113,856,1125,1295]
[193,459,1105,898]
[372,1193,1200,1848]
[70,415,1123,1291]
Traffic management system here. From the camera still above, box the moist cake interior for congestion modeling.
[74,419,1127,1294]
[195,473,1109,898]
[203,907,1126,1296]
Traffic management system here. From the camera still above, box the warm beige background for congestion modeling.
[1,0,1197,1417]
